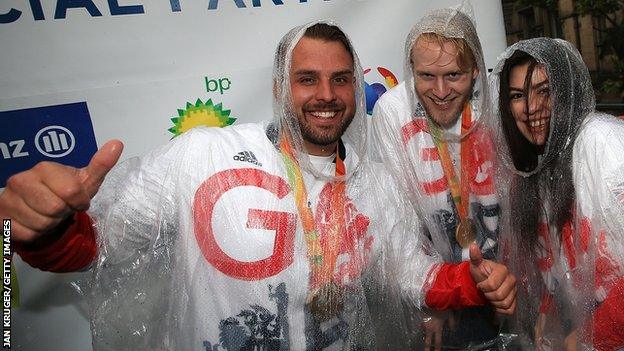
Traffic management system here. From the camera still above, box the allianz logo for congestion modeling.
[1,125,76,159]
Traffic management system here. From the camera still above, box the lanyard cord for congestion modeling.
[279,138,346,293]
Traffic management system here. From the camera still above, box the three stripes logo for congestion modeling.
[34,125,75,158]
[233,151,262,166]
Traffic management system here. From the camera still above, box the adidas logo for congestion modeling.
[233,150,262,166]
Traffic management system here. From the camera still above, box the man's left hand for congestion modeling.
[469,244,517,315]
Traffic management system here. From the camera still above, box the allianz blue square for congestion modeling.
[0,102,98,188]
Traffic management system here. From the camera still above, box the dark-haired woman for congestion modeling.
[491,38,624,350]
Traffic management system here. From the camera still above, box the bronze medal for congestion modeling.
[455,218,476,248]
[307,283,344,322]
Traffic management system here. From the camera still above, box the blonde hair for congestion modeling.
[413,32,476,72]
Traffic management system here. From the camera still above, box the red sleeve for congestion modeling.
[14,212,97,272]
[588,277,624,351]
[425,261,487,310]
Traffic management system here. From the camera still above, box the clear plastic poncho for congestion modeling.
[490,37,624,350]
[85,21,442,350]
[370,4,505,350]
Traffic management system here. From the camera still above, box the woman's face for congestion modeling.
[508,62,551,146]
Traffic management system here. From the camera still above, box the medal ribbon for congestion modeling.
[429,103,472,220]
[279,137,346,296]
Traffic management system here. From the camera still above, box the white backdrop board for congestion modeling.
[0,0,506,349]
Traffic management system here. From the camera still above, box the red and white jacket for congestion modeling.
[372,82,500,264]
[536,115,624,350]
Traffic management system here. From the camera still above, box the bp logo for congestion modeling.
[363,67,398,115]
[168,98,236,138]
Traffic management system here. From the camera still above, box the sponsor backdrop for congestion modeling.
[0,1,506,349]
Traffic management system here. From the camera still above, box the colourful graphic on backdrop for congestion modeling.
[363,67,398,115]
[168,99,236,138]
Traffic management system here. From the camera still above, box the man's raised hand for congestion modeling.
[469,243,517,315]
[0,140,123,243]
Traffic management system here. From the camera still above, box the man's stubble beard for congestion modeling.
[417,79,476,129]
[299,111,355,147]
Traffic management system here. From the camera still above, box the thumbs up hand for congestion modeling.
[77,140,124,198]
[0,140,123,243]
[469,243,517,315]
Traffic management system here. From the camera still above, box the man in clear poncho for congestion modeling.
[490,38,624,351]
[1,22,515,350]
[370,4,512,351]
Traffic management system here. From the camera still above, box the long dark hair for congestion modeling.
[499,51,575,253]
[499,51,542,172]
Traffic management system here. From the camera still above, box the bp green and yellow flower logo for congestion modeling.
[168,98,236,137]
